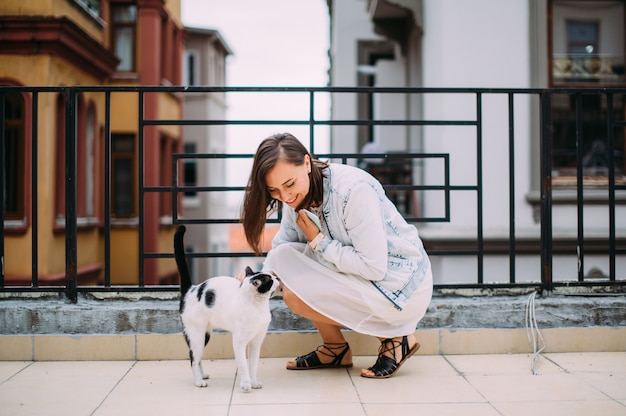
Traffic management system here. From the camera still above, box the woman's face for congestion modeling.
[265,155,311,208]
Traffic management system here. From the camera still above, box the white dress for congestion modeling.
[264,242,433,339]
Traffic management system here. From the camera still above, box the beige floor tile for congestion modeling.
[0,361,31,382]
[364,403,502,416]
[445,353,563,376]
[571,371,626,401]
[97,360,236,408]
[0,361,134,416]
[466,372,608,402]
[397,354,461,376]
[544,352,626,400]
[95,404,230,416]
[492,400,626,416]
[231,358,359,405]
[229,403,366,416]
[545,352,626,373]
[351,357,485,404]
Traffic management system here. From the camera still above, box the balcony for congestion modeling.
[553,54,625,84]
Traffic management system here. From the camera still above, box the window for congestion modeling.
[549,0,626,185]
[551,0,624,85]
[111,3,137,72]
[55,94,97,223]
[55,94,66,220]
[111,134,136,217]
[85,104,96,218]
[159,135,175,217]
[183,50,199,85]
[75,0,101,15]
[183,142,197,197]
[3,92,25,220]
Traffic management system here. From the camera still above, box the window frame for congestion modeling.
[183,50,200,86]
[2,91,26,222]
[111,133,137,218]
[548,0,626,187]
[111,2,137,73]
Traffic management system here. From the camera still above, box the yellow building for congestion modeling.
[0,0,184,286]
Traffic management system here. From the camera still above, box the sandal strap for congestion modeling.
[294,342,349,368]
[367,336,413,378]
[368,353,398,377]
[294,349,322,368]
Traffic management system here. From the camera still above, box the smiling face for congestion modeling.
[265,155,311,208]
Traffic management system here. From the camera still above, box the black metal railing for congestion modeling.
[1,85,625,302]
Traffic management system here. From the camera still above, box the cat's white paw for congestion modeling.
[251,380,263,389]
[240,379,252,392]
[194,380,208,388]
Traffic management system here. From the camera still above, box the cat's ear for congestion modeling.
[245,266,254,276]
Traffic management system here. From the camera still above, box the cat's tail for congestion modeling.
[174,225,192,297]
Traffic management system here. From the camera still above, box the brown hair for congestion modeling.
[241,133,328,254]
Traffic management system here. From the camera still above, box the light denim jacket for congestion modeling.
[270,163,430,311]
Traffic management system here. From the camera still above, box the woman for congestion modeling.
[241,133,433,379]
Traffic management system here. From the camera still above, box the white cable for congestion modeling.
[525,291,546,375]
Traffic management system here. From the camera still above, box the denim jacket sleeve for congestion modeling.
[313,182,387,281]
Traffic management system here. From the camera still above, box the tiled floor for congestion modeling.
[0,353,625,416]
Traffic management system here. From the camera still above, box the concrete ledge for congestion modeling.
[1,327,624,361]
[1,290,624,361]
[1,291,625,335]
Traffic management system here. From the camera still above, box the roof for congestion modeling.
[184,26,233,56]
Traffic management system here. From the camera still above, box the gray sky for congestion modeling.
[181,0,331,203]
[182,0,330,88]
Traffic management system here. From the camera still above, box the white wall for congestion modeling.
[330,0,384,154]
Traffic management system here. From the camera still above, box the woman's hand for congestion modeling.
[296,210,321,241]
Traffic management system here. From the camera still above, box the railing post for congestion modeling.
[0,92,5,287]
[31,92,39,287]
[539,91,553,293]
[65,88,78,302]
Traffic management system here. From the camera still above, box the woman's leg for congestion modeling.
[282,287,353,367]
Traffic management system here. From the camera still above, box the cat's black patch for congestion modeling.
[204,333,210,346]
[196,281,207,302]
[204,289,216,308]
[179,297,186,314]
[251,274,274,294]
[183,331,194,364]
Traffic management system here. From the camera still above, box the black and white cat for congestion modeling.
[174,225,279,391]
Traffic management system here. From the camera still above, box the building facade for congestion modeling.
[1,0,185,285]
[327,0,626,284]
[181,27,232,283]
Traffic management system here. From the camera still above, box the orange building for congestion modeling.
[0,0,185,285]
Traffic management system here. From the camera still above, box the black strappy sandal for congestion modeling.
[287,342,353,370]
[361,336,420,379]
